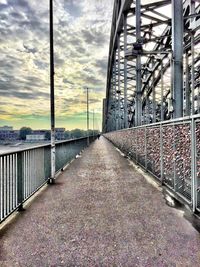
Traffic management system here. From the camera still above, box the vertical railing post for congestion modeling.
[160,123,164,183]
[87,87,89,146]
[145,126,147,170]
[0,157,4,220]
[136,128,138,164]
[191,118,197,212]
[93,109,94,141]
[17,152,24,210]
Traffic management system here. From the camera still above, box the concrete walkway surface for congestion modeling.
[0,137,200,267]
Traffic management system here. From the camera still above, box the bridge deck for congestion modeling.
[1,137,200,266]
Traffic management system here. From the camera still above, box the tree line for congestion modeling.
[19,127,100,141]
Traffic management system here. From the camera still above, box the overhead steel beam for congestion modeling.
[123,13,128,128]
[135,0,142,126]
[105,0,200,132]
[172,0,184,118]
[117,34,121,130]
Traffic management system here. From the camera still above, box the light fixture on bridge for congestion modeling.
[125,45,172,60]
[125,42,143,59]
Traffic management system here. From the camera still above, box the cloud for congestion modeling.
[23,44,38,54]
[63,78,74,85]
[0,0,114,129]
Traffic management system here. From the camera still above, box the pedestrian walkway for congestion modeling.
[0,137,200,266]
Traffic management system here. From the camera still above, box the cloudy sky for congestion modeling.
[0,0,114,130]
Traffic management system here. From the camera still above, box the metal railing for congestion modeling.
[104,115,200,214]
[0,136,95,223]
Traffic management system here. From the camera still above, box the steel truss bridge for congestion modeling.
[1,1,200,263]
[104,0,200,131]
[104,0,200,214]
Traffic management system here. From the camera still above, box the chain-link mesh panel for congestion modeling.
[136,128,145,166]
[196,121,200,210]
[129,129,137,160]
[119,131,128,153]
[162,125,175,188]
[175,124,191,200]
[119,130,133,156]
[174,123,191,202]
[105,119,196,208]
[146,127,161,179]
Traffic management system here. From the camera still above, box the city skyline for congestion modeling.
[0,0,114,130]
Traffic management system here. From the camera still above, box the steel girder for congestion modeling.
[104,0,200,132]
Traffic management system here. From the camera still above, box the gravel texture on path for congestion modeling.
[0,137,200,267]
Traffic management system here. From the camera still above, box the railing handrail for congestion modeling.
[0,135,97,223]
[107,113,200,133]
[0,135,95,157]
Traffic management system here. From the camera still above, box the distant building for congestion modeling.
[0,126,19,141]
[32,130,48,136]
[55,128,65,140]
[26,128,66,141]
[26,134,45,142]
[0,126,13,131]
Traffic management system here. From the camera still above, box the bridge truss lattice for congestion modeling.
[104,0,200,132]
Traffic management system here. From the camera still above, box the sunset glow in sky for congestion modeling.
[0,0,114,130]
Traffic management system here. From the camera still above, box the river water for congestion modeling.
[0,143,49,155]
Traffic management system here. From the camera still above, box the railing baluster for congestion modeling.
[2,157,5,218]
[17,152,23,210]
[10,155,12,212]
[0,157,2,220]
[4,157,7,218]
[0,136,95,223]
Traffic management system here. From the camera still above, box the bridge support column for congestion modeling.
[161,62,164,121]
[108,93,112,132]
[185,52,190,116]
[152,72,156,123]
[105,76,111,132]
[110,71,113,131]
[135,0,142,126]
[190,0,195,115]
[123,13,128,129]
[117,34,121,130]
[114,52,117,131]
[172,0,183,118]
